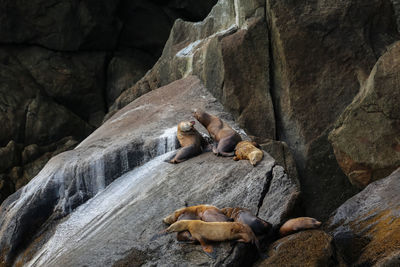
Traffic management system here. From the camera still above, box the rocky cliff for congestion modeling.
[0,0,400,266]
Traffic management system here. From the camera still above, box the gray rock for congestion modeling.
[266,0,398,220]
[326,167,400,266]
[0,76,299,266]
[329,41,400,188]
[110,0,276,140]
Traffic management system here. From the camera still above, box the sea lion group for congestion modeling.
[170,109,263,166]
[155,205,321,258]
[153,110,322,259]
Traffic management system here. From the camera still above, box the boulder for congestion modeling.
[255,230,342,267]
[110,0,276,140]
[326,168,400,266]
[266,0,399,220]
[329,42,400,188]
[0,76,300,266]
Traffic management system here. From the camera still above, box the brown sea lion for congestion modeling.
[233,141,264,166]
[222,208,321,238]
[170,121,204,164]
[163,205,231,225]
[278,217,322,237]
[163,220,259,257]
[221,207,271,236]
[193,110,242,157]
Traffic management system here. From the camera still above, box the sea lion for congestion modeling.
[170,121,204,164]
[278,217,322,237]
[233,141,264,166]
[221,208,321,238]
[163,220,259,257]
[164,205,232,243]
[193,110,242,157]
[221,207,271,236]
[163,205,231,225]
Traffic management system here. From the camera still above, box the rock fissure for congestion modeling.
[256,165,275,216]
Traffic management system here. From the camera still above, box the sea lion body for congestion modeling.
[166,220,258,256]
[233,141,264,166]
[279,217,322,236]
[163,205,230,225]
[170,121,204,164]
[221,207,271,236]
[194,110,241,157]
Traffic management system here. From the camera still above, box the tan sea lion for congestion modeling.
[164,205,233,244]
[233,141,264,166]
[278,217,322,236]
[193,110,242,157]
[162,220,259,257]
[170,121,204,164]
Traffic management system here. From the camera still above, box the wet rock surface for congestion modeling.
[0,76,300,266]
[326,168,400,266]
[329,41,400,188]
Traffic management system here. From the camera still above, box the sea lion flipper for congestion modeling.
[200,242,216,259]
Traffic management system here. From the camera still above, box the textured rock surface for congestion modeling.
[326,168,400,266]
[111,0,276,140]
[0,76,301,266]
[329,42,400,188]
[266,0,399,220]
[0,0,217,205]
[255,230,341,267]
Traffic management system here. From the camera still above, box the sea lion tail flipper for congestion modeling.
[150,229,168,241]
[165,152,178,163]
[195,235,217,259]
[201,243,216,259]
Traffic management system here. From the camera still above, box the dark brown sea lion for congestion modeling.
[170,121,204,164]
[221,208,321,238]
[193,110,242,157]
[233,141,264,166]
[221,207,271,236]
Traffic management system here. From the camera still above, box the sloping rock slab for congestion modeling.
[0,76,300,266]
[326,168,400,266]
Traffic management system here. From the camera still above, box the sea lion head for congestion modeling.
[248,151,263,166]
[296,217,322,230]
[178,121,195,133]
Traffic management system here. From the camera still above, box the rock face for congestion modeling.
[0,76,300,267]
[111,0,276,140]
[0,0,217,205]
[255,230,341,267]
[326,168,400,266]
[329,42,400,188]
[266,0,399,220]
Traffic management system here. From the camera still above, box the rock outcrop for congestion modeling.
[255,230,342,267]
[266,0,399,220]
[0,0,217,205]
[111,0,276,140]
[327,168,400,266]
[329,41,400,188]
[0,76,300,267]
